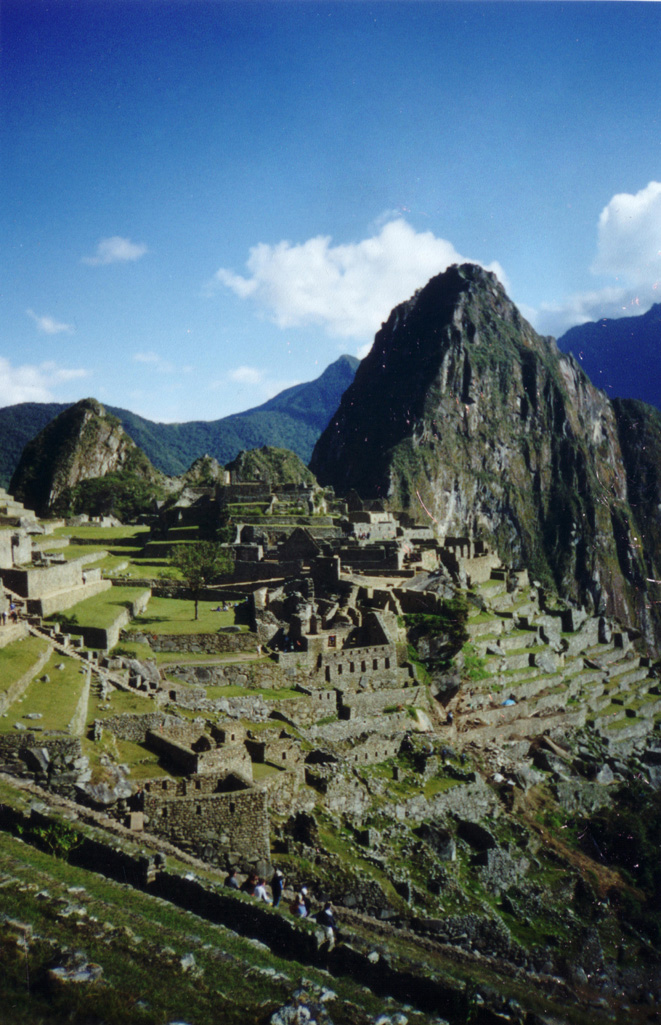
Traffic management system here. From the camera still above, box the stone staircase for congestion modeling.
[0,487,39,527]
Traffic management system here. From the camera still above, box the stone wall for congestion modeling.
[126,629,258,654]
[0,731,82,776]
[62,586,149,650]
[0,620,30,651]
[145,729,253,778]
[0,530,13,569]
[258,766,310,816]
[32,576,113,618]
[141,785,270,861]
[95,712,181,744]
[323,643,396,683]
[164,659,313,690]
[339,683,427,719]
[1,557,96,598]
[344,732,404,766]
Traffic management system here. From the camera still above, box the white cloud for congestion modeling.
[228,366,264,385]
[535,181,661,336]
[0,358,88,406]
[215,218,506,340]
[592,181,661,284]
[132,352,192,375]
[26,309,73,334]
[83,236,148,266]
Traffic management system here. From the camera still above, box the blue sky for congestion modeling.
[2,0,660,423]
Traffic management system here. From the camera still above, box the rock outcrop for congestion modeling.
[310,264,661,649]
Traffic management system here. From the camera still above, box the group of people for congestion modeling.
[1,602,18,625]
[224,868,337,948]
[225,867,285,906]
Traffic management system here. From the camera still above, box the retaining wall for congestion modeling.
[126,629,257,654]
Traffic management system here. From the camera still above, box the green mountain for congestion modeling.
[10,398,163,517]
[311,264,661,652]
[0,355,359,487]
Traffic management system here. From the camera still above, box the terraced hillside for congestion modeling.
[1,520,660,1024]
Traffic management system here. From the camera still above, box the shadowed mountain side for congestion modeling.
[557,303,661,411]
[0,355,359,485]
[310,264,661,652]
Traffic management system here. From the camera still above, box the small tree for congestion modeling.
[169,541,232,620]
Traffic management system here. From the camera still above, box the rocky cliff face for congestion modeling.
[311,264,660,647]
[10,398,159,515]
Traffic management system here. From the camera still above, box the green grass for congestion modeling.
[40,544,109,562]
[90,688,155,721]
[127,596,243,635]
[47,586,149,631]
[423,777,464,797]
[51,524,150,541]
[201,685,303,700]
[0,651,89,733]
[0,635,51,694]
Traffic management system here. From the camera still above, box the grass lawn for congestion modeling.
[200,685,302,700]
[46,586,150,631]
[40,544,109,562]
[0,651,89,733]
[51,524,150,541]
[89,687,155,722]
[127,595,244,634]
[0,635,51,694]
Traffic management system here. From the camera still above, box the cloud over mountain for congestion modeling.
[536,181,661,336]
[0,358,88,405]
[215,218,506,341]
[27,310,73,335]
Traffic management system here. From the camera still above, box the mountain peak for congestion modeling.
[310,265,661,645]
[10,398,157,516]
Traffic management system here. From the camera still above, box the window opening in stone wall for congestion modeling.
[373,659,378,670]
[361,660,366,672]
[230,802,236,813]
[349,662,354,673]
[196,805,201,815]
[385,657,390,669]
[328,635,336,648]
[282,752,287,760]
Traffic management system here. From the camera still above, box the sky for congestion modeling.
[2,0,660,423]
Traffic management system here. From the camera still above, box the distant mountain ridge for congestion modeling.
[556,303,661,410]
[0,354,359,487]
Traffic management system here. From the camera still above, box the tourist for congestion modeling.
[271,868,284,908]
[300,885,312,916]
[253,877,272,903]
[315,901,337,949]
[290,892,308,917]
[240,872,257,896]
[224,868,239,890]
